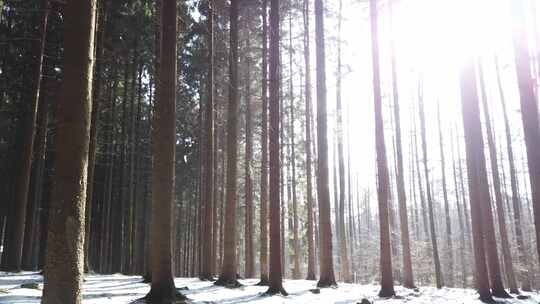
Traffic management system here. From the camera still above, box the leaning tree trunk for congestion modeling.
[215,0,241,287]
[370,0,395,297]
[144,0,185,301]
[41,0,96,302]
[266,0,287,295]
[511,0,540,269]
[314,0,337,288]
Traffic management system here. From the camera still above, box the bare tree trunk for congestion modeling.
[436,102,454,287]
[144,0,184,300]
[478,63,518,294]
[200,0,215,281]
[496,56,532,291]
[418,82,443,288]
[266,0,287,295]
[389,0,414,288]
[215,0,241,287]
[315,0,337,288]
[303,0,316,281]
[244,16,255,278]
[257,0,270,286]
[459,55,494,303]
[335,0,351,283]
[511,0,540,271]
[41,0,96,302]
[3,0,49,272]
[370,0,394,297]
[451,130,468,288]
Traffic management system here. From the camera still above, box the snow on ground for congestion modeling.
[0,272,539,303]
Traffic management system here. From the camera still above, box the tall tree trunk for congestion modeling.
[436,102,454,287]
[496,56,532,291]
[511,0,540,269]
[266,0,287,295]
[303,0,316,281]
[244,18,255,278]
[41,0,96,302]
[315,0,337,288]
[335,0,351,283]
[370,0,394,297]
[478,63,518,294]
[144,0,184,301]
[200,0,215,281]
[215,0,241,287]
[287,6,301,280]
[418,82,444,288]
[388,0,414,288]
[3,0,49,272]
[257,0,270,286]
[459,55,494,303]
[450,130,468,288]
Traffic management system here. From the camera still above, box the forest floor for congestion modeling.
[0,272,539,303]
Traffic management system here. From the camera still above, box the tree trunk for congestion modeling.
[496,56,532,291]
[144,0,184,301]
[266,0,286,295]
[335,0,351,283]
[3,0,49,272]
[215,0,241,287]
[436,102,454,287]
[41,0,96,302]
[478,62,518,294]
[314,0,337,288]
[389,0,414,288]
[200,0,215,281]
[303,0,316,281]
[244,17,255,278]
[418,81,444,288]
[511,0,540,270]
[257,0,270,286]
[459,55,493,303]
[370,0,395,297]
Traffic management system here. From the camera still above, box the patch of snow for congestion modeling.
[0,272,539,303]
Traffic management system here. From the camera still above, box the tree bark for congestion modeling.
[496,56,532,291]
[370,0,395,297]
[389,0,414,288]
[478,62,518,294]
[215,0,241,287]
[459,55,493,303]
[418,81,443,288]
[144,0,184,301]
[266,0,287,295]
[257,0,270,286]
[200,0,215,281]
[303,0,316,281]
[3,0,49,272]
[41,0,96,302]
[314,0,337,288]
[511,0,540,270]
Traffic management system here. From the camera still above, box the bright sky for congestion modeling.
[302,0,540,206]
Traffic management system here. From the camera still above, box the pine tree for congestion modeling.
[41,0,96,302]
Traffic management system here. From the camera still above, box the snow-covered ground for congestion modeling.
[0,272,539,303]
